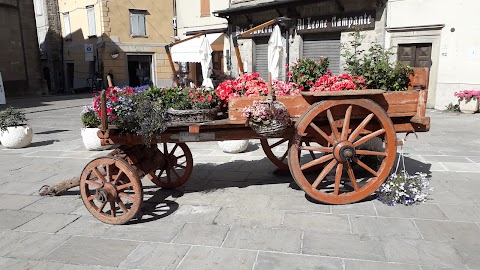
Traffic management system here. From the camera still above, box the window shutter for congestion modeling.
[130,13,139,35]
[87,6,96,36]
[63,13,71,40]
[138,14,146,36]
[201,0,210,16]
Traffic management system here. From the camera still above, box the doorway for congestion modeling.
[66,62,74,92]
[397,43,432,68]
[127,55,153,87]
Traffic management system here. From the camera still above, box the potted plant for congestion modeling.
[0,107,33,148]
[454,90,480,113]
[80,105,112,151]
[242,99,292,138]
[289,57,330,91]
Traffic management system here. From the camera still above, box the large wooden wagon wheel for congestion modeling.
[147,143,193,189]
[288,99,397,204]
[260,138,326,171]
[80,156,143,225]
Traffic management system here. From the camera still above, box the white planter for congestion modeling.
[0,125,33,149]
[459,99,479,114]
[81,127,112,151]
[218,140,249,153]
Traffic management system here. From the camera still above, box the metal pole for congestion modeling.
[285,28,290,81]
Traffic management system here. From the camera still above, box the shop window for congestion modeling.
[201,0,210,17]
[63,13,72,40]
[130,10,147,37]
[87,5,96,37]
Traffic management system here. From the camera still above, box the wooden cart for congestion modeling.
[79,87,429,225]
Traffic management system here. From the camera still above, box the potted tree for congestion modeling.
[0,107,33,149]
[81,105,112,151]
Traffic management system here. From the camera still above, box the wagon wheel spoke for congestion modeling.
[300,145,333,153]
[174,164,186,169]
[117,182,133,191]
[118,192,135,202]
[163,143,168,155]
[310,122,335,145]
[312,159,338,189]
[85,180,102,189]
[341,105,352,141]
[303,141,317,160]
[92,167,107,183]
[110,201,116,217]
[352,157,378,176]
[166,169,172,183]
[176,154,186,159]
[169,144,178,155]
[333,163,343,195]
[301,154,334,171]
[326,109,340,141]
[97,201,107,213]
[355,150,387,156]
[116,198,128,214]
[170,168,181,179]
[87,195,96,201]
[348,113,374,142]
[353,129,385,148]
[270,138,289,149]
[346,161,359,191]
[112,170,124,185]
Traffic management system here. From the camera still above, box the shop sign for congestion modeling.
[85,44,94,62]
[234,10,376,37]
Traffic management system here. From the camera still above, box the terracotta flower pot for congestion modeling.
[0,125,33,148]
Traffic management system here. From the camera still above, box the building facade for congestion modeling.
[33,0,64,94]
[58,0,175,90]
[175,0,229,85]
[0,0,45,96]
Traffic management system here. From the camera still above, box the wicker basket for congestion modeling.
[250,120,288,138]
[167,107,219,124]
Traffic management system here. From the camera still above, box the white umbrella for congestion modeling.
[268,25,283,81]
[200,36,214,88]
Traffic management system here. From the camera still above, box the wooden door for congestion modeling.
[397,43,432,68]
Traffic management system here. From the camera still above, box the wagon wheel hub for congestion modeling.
[333,140,356,163]
[95,182,118,203]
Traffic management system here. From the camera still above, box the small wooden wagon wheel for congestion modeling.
[80,156,143,225]
[260,138,327,171]
[147,143,193,189]
[288,99,396,204]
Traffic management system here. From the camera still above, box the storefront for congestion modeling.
[215,0,384,79]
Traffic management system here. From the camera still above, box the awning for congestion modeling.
[170,33,223,63]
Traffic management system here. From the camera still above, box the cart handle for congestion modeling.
[100,90,108,130]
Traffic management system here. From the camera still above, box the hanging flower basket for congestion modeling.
[250,120,288,138]
[167,107,219,124]
[242,97,292,138]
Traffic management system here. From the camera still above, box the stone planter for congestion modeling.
[218,140,249,153]
[0,125,33,149]
[81,127,112,151]
[459,99,479,114]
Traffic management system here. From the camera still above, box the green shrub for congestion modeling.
[81,105,100,128]
[0,107,28,131]
[290,57,330,90]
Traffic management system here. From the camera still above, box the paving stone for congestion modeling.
[414,220,480,244]
[56,216,113,237]
[350,216,422,239]
[0,195,41,210]
[438,204,480,222]
[214,207,284,228]
[2,232,71,260]
[0,231,29,256]
[161,204,220,224]
[302,232,386,261]
[344,260,421,270]
[0,182,44,195]
[9,170,58,183]
[205,170,250,182]
[331,201,377,216]
[255,251,343,270]
[211,192,271,208]
[45,236,139,267]
[268,194,330,213]
[223,226,302,253]
[173,223,229,246]
[118,242,189,270]
[21,197,83,214]
[176,246,256,270]
[0,210,41,230]
[282,212,350,233]
[103,220,183,242]
[172,190,224,205]
[452,243,480,270]
[441,162,480,172]
[454,171,480,181]
[381,237,465,269]
[373,202,448,220]
[0,259,39,270]
[421,155,473,163]
[16,213,79,233]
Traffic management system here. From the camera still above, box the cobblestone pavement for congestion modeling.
[1,94,480,270]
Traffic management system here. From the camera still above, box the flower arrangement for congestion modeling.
[289,57,330,91]
[376,172,432,206]
[242,99,292,137]
[454,90,480,101]
[215,72,268,106]
[150,86,219,110]
[309,72,366,92]
[272,80,300,96]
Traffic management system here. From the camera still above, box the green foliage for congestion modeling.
[0,107,27,131]
[290,57,330,90]
[445,102,460,112]
[151,86,218,110]
[341,31,413,91]
[81,106,100,128]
